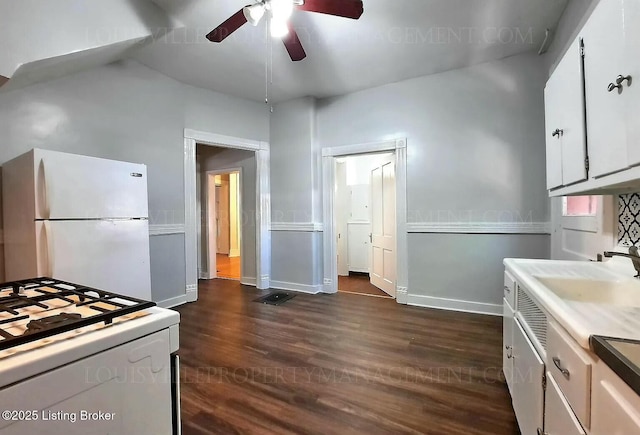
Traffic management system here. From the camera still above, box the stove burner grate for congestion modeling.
[0,277,155,351]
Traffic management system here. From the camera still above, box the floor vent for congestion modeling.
[253,292,296,305]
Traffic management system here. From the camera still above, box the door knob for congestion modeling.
[616,74,632,87]
[552,128,563,138]
[608,82,623,93]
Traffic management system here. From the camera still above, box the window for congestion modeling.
[563,196,597,217]
[560,195,600,233]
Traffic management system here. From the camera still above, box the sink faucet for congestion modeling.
[604,247,640,278]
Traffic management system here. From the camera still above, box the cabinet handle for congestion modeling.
[616,74,632,87]
[537,429,549,435]
[552,357,571,380]
[552,128,563,138]
[504,285,511,294]
[505,345,513,359]
[608,82,623,93]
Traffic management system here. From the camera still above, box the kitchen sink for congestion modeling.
[533,276,640,307]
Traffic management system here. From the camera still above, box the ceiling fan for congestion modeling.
[206,0,364,61]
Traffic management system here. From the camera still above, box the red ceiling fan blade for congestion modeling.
[283,25,307,61]
[206,8,248,43]
[297,0,364,19]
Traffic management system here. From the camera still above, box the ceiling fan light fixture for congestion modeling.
[270,0,294,20]
[270,17,289,38]
[243,3,266,26]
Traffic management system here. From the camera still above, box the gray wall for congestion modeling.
[0,59,269,302]
[269,97,323,288]
[197,145,257,281]
[314,51,551,309]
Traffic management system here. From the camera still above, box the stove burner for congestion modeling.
[0,294,49,315]
[24,313,82,335]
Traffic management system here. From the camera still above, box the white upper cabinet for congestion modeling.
[545,0,640,195]
[544,37,588,188]
[582,0,627,178]
[624,0,640,167]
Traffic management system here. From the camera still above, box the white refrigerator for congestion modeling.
[2,149,152,301]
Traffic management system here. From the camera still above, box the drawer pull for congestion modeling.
[504,286,511,294]
[552,357,571,380]
[537,429,548,435]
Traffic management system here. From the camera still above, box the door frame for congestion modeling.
[322,138,408,304]
[203,168,243,281]
[184,129,271,303]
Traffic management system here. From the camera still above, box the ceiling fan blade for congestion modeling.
[282,25,307,61]
[206,8,248,43]
[297,0,364,19]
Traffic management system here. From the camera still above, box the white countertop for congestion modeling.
[504,258,640,349]
[0,307,180,389]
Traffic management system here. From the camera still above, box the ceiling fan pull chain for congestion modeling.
[265,17,269,105]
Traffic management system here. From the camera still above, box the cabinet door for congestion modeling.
[558,38,588,186]
[582,0,628,177]
[512,319,545,435]
[503,300,514,394]
[544,66,565,189]
[545,373,587,435]
[592,362,640,435]
[624,0,640,167]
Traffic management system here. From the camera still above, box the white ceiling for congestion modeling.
[133,0,569,103]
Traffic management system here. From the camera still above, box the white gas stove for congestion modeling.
[0,278,181,435]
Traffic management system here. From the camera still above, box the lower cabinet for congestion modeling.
[545,373,587,435]
[512,319,545,435]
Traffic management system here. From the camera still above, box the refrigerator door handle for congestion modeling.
[37,159,51,219]
[43,220,54,277]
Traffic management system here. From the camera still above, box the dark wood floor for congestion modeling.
[338,273,392,298]
[175,280,517,435]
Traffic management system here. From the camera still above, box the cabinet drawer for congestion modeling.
[504,271,516,308]
[547,321,594,429]
[545,372,587,435]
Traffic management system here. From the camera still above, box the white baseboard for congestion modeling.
[229,249,240,258]
[241,276,257,286]
[407,294,502,316]
[157,293,189,309]
[270,280,323,294]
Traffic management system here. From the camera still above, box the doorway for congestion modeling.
[208,171,242,280]
[322,138,408,303]
[335,152,396,298]
[196,143,254,285]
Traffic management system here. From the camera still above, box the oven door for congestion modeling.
[171,354,182,435]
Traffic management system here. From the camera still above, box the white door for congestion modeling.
[582,0,628,177]
[34,149,149,219]
[512,319,545,435]
[36,220,152,301]
[624,0,640,167]
[370,156,396,296]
